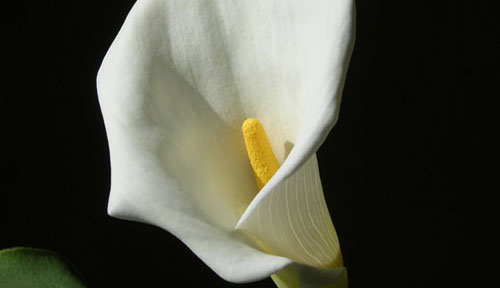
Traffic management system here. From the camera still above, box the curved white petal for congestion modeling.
[237,154,342,268]
[97,0,355,283]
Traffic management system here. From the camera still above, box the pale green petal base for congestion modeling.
[272,264,348,288]
[272,264,301,288]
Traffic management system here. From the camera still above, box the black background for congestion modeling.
[3,1,496,287]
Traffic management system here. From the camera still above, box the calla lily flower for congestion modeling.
[97,0,355,287]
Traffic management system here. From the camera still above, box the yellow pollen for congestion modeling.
[242,118,279,190]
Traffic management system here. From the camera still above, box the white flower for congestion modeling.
[97,0,355,287]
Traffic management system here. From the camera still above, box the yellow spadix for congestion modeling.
[242,118,280,190]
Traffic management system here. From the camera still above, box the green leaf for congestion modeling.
[0,247,87,288]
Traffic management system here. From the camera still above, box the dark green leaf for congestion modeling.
[0,247,87,288]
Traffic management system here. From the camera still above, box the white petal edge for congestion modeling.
[236,154,342,269]
[97,0,355,283]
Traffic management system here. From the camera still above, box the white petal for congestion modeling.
[237,154,342,268]
[97,0,355,282]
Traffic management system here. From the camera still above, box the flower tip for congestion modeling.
[241,118,260,134]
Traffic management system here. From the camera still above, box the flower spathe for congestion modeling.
[97,0,355,287]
